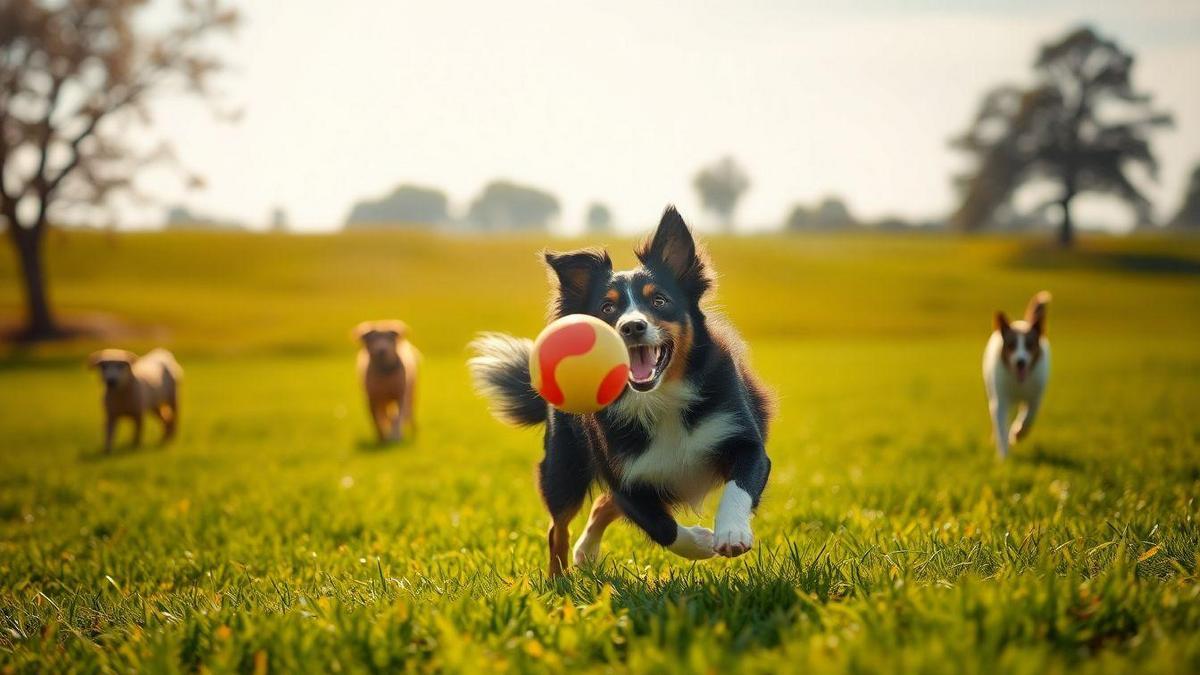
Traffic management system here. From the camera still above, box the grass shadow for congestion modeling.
[77,443,155,462]
[354,437,414,453]
[1014,444,1085,471]
[545,543,850,652]
[1005,242,1200,276]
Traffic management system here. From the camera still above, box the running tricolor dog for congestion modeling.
[983,291,1052,458]
[469,206,774,576]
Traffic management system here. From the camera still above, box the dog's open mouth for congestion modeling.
[627,342,672,392]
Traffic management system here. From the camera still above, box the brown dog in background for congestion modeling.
[355,321,420,443]
[88,348,183,453]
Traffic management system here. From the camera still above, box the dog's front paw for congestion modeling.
[668,525,715,560]
[714,522,753,558]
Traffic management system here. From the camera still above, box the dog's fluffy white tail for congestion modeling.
[467,333,547,427]
[143,348,183,380]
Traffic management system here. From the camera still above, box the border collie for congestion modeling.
[983,291,1051,458]
[469,207,774,576]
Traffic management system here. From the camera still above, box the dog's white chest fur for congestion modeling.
[612,383,741,503]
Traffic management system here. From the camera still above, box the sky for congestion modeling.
[125,0,1200,233]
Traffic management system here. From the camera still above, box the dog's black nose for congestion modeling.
[620,319,647,337]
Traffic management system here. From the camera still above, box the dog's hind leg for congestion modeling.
[539,427,592,577]
[162,393,178,442]
[388,402,402,442]
[153,405,174,446]
[573,493,622,566]
[401,379,417,438]
[1009,396,1041,446]
[369,401,390,443]
[103,414,117,453]
[612,486,714,560]
[131,414,144,448]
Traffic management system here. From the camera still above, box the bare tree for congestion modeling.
[693,156,749,233]
[951,26,1171,246]
[0,0,238,340]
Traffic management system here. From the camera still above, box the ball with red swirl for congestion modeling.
[529,314,630,414]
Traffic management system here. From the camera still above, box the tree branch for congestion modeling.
[42,78,150,204]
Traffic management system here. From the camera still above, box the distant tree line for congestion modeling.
[345,185,449,228]
[343,180,561,231]
[176,27,1200,242]
[164,206,246,231]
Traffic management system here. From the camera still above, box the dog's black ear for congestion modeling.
[637,206,714,299]
[994,311,1011,335]
[543,248,612,316]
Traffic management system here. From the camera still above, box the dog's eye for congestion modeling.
[600,302,616,315]
[652,295,668,308]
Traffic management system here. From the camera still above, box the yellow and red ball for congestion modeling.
[529,314,629,414]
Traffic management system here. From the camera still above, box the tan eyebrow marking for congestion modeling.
[642,283,657,298]
[605,289,619,302]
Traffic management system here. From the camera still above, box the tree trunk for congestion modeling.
[1058,180,1076,247]
[1058,197,1074,247]
[10,223,60,340]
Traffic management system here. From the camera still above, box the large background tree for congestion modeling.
[951,26,1171,246]
[693,156,749,233]
[0,0,237,340]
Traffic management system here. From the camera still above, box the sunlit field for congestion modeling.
[2,229,1199,673]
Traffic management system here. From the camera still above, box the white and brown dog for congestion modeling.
[354,320,420,443]
[983,292,1051,458]
[88,348,183,453]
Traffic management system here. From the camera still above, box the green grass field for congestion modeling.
[1,229,1199,673]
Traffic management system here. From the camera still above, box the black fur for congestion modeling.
[466,334,547,426]
[469,205,774,559]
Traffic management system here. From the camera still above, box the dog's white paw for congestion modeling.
[714,481,755,557]
[668,525,715,560]
[572,533,601,566]
[714,522,753,558]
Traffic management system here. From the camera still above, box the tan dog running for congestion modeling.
[355,321,420,443]
[88,348,183,453]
